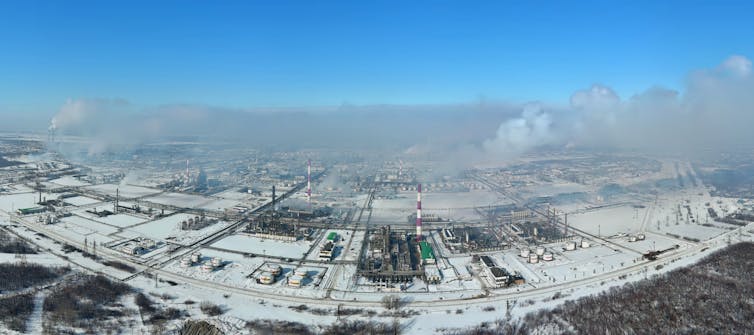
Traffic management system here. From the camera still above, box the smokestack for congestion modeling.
[307,159,311,207]
[416,183,422,242]
[115,188,119,214]
[272,185,276,212]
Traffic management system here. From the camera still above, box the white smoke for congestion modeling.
[482,55,754,157]
[482,103,557,158]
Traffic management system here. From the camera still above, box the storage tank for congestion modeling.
[191,252,202,263]
[581,240,591,248]
[294,269,308,278]
[520,248,531,258]
[180,257,192,268]
[258,272,274,284]
[637,233,645,240]
[528,254,539,263]
[565,241,577,251]
[211,257,222,268]
[542,253,554,261]
[288,275,304,287]
[201,262,214,273]
[629,235,637,242]
[535,246,545,256]
[266,264,282,276]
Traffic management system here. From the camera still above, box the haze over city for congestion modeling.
[0,1,753,334]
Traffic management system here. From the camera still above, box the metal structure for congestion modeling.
[416,183,422,242]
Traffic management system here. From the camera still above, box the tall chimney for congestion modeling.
[307,159,311,207]
[272,185,276,212]
[416,183,422,242]
[115,188,119,214]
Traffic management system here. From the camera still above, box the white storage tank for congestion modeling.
[535,246,546,256]
[288,275,304,287]
[266,264,282,276]
[211,257,222,267]
[258,272,274,284]
[528,254,539,263]
[201,262,214,273]
[294,269,308,278]
[520,248,531,258]
[191,252,202,263]
[581,240,591,248]
[180,257,192,268]
[565,241,577,251]
[629,235,638,242]
[542,253,554,261]
[637,233,646,240]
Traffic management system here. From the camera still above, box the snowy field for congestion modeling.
[62,196,102,206]
[131,213,231,244]
[144,192,213,208]
[48,175,90,187]
[198,198,241,211]
[569,205,646,236]
[85,184,162,198]
[212,234,313,259]
[0,192,58,212]
[93,213,149,228]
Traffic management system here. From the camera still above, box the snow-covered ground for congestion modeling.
[211,234,313,259]
[85,184,162,199]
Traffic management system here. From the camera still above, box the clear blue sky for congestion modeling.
[1,1,752,113]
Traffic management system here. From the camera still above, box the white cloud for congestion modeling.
[719,55,752,77]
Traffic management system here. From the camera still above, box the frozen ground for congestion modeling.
[0,192,58,212]
[131,213,231,244]
[48,176,90,187]
[212,234,313,259]
[568,205,646,236]
[144,192,213,208]
[85,184,162,199]
[62,196,102,206]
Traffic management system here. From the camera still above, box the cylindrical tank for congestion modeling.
[211,257,222,267]
[267,264,282,276]
[520,248,531,258]
[180,257,192,267]
[536,246,546,256]
[201,262,214,272]
[565,241,577,251]
[581,240,591,248]
[191,252,202,263]
[542,253,554,261]
[637,234,645,240]
[629,236,637,242]
[528,254,539,263]
[294,269,308,278]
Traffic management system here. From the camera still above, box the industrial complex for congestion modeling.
[1,135,753,333]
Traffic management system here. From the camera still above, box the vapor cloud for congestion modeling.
[47,55,754,166]
[481,55,754,157]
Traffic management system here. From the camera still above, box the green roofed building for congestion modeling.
[419,241,436,264]
[17,207,46,215]
[327,232,338,242]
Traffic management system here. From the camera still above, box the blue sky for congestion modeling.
[1,1,753,113]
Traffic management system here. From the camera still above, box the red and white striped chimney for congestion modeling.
[416,183,422,242]
[307,159,311,206]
